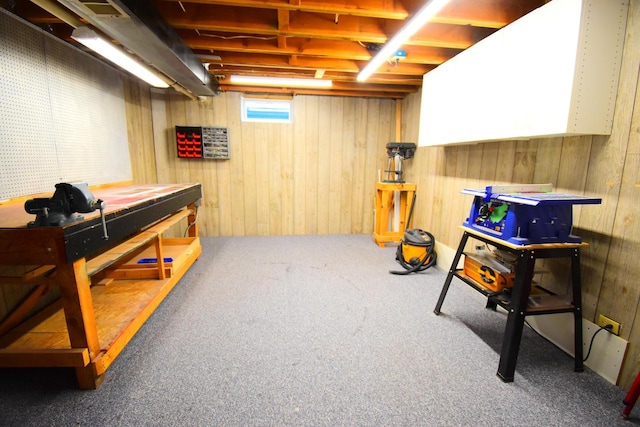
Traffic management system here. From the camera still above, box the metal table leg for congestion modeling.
[434,232,469,315]
[496,249,535,382]
[571,247,584,372]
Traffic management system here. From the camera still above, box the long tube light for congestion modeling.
[357,0,450,82]
[71,27,169,88]
[230,75,332,88]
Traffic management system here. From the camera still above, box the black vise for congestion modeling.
[24,183,109,239]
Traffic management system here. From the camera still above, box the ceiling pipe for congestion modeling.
[29,0,199,101]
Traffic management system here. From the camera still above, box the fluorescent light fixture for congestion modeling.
[71,27,169,88]
[230,75,332,88]
[357,0,450,82]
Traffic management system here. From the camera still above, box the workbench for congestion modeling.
[0,183,202,389]
[434,226,585,382]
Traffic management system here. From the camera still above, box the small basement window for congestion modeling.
[241,96,292,123]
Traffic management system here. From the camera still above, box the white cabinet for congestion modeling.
[418,0,628,147]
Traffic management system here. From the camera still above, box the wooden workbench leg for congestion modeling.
[497,249,535,382]
[434,232,469,315]
[374,188,391,247]
[571,248,584,372]
[57,259,103,389]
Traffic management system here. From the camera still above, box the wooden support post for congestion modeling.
[56,259,103,389]
[155,234,166,280]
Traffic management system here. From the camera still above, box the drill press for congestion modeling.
[383,142,416,183]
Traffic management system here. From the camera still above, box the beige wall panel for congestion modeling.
[317,97,332,235]
[425,148,447,242]
[465,144,484,189]
[602,169,640,386]
[340,98,356,234]
[169,96,194,185]
[280,116,295,236]
[532,137,562,184]
[598,148,640,323]
[123,79,157,184]
[437,148,460,246]
[328,97,346,234]
[255,124,271,235]
[479,142,499,182]
[401,95,421,144]
[304,96,320,235]
[494,141,517,184]
[450,145,480,248]
[351,99,369,234]
[225,94,247,236]
[215,124,234,236]
[557,136,592,222]
[449,146,471,243]
[422,147,445,234]
[200,162,218,238]
[364,99,385,233]
[208,93,239,237]
[293,98,307,235]
[511,140,538,184]
[150,90,176,185]
[216,162,233,237]
[603,64,640,388]
[411,146,440,234]
[241,121,259,236]
[267,124,284,235]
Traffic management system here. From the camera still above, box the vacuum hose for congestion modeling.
[390,230,437,275]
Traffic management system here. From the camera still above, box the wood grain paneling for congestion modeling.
[128,91,396,239]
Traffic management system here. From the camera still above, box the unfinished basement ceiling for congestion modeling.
[3,0,548,99]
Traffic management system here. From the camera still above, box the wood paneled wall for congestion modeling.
[126,88,397,237]
[400,0,640,390]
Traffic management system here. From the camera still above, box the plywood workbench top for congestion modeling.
[0,183,197,229]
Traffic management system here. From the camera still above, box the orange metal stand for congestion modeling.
[373,182,416,247]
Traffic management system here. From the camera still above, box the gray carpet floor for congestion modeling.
[0,234,636,426]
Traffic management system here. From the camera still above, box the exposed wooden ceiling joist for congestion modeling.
[5,0,548,99]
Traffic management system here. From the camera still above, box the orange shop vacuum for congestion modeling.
[390,194,437,275]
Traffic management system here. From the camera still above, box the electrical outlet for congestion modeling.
[597,314,621,335]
